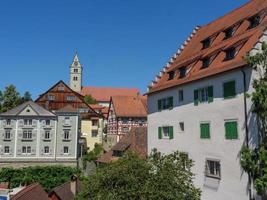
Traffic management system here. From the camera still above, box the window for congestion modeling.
[179,66,187,78]
[45,120,50,126]
[225,47,236,60]
[194,86,213,105]
[168,71,175,80]
[67,96,76,101]
[6,119,11,125]
[202,57,210,68]
[74,68,78,73]
[48,95,55,101]
[73,76,78,81]
[91,130,98,137]
[178,90,184,102]
[63,146,69,154]
[178,122,184,132]
[248,15,260,29]
[45,130,50,139]
[206,160,221,179]
[92,120,98,126]
[122,127,129,133]
[23,130,32,140]
[64,117,71,125]
[64,130,70,140]
[24,119,32,125]
[200,123,210,139]
[223,81,236,99]
[157,97,173,111]
[4,129,11,140]
[44,146,49,154]
[202,38,211,49]
[113,150,123,157]
[58,86,65,91]
[4,146,10,154]
[225,121,238,139]
[22,146,31,154]
[224,27,234,39]
[158,126,173,139]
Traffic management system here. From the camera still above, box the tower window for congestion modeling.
[248,15,260,29]
[168,71,175,80]
[202,38,211,49]
[225,47,236,60]
[202,57,210,69]
[179,66,186,78]
[74,69,78,73]
[224,27,234,39]
[73,77,78,81]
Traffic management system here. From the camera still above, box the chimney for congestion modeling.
[70,175,77,195]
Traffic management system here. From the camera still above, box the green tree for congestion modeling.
[82,143,104,169]
[0,166,80,192]
[20,91,32,103]
[1,85,21,113]
[84,95,97,105]
[77,150,201,200]
[240,42,267,196]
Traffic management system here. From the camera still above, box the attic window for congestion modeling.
[248,15,260,29]
[224,27,234,40]
[225,47,236,61]
[179,66,187,78]
[202,38,211,49]
[168,71,175,80]
[202,57,210,69]
[58,86,64,91]
[26,109,30,113]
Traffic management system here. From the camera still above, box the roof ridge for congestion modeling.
[12,183,40,199]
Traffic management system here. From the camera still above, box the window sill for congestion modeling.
[62,139,71,142]
[3,139,12,141]
[21,139,33,141]
[223,95,236,100]
[43,139,52,141]
[205,174,221,180]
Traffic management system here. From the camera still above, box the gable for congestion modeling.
[18,105,38,116]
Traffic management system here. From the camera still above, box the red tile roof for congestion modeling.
[97,127,147,163]
[148,0,267,94]
[0,182,8,189]
[110,96,147,118]
[11,183,48,200]
[81,87,140,102]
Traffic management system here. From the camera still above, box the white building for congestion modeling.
[147,1,267,200]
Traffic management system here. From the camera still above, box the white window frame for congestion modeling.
[63,146,69,154]
[205,159,221,179]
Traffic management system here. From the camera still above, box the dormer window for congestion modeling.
[58,86,65,91]
[224,27,234,39]
[202,57,210,69]
[179,66,187,78]
[248,15,260,29]
[168,71,175,80]
[225,47,236,60]
[202,38,211,49]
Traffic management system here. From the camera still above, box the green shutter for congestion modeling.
[158,99,162,111]
[169,126,174,139]
[158,127,162,139]
[208,86,213,103]
[194,90,199,106]
[200,123,210,139]
[224,81,236,99]
[225,121,238,139]
[168,97,173,109]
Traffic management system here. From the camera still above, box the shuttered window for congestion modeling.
[225,121,238,139]
[157,96,173,111]
[158,126,173,140]
[194,86,213,106]
[223,81,236,99]
[200,123,210,139]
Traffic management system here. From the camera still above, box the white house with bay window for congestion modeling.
[147,1,267,200]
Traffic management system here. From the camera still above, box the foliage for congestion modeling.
[0,85,32,113]
[77,150,201,200]
[0,165,80,192]
[240,42,267,195]
[84,95,97,105]
[82,143,104,169]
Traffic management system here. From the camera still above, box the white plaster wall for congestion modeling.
[148,67,257,200]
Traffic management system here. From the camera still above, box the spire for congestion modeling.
[73,51,79,62]
[69,51,83,92]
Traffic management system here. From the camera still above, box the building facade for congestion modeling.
[0,101,79,167]
[105,96,147,149]
[147,1,267,200]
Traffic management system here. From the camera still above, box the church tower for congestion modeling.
[70,52,83,92]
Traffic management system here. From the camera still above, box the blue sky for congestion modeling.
[0,0,248,99]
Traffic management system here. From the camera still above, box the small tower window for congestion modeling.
[168,71,175,80]
[74,69,78,73]
[202,38,211,49]
[73,77,78,81]
[248,15,260,29]
[202,57,210,69]
[179,66,187,78]
[225,47,236,60]
[224,27,234,40]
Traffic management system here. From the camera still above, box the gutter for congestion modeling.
[241,67,252,200]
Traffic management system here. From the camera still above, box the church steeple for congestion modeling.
[70,52,83,92]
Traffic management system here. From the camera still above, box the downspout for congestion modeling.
[241,67,252,200]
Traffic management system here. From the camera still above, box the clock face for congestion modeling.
[74,61,78,66]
